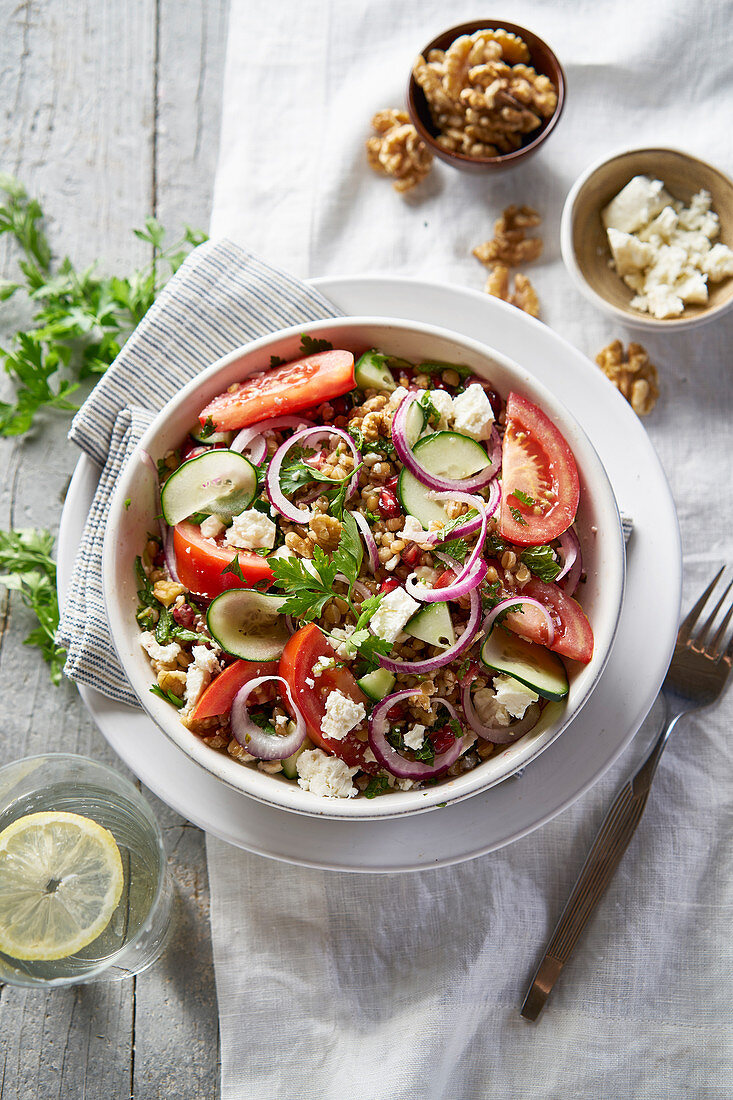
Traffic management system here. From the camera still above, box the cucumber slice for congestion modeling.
[354,350,396,392]
[404,400,426,447]
[357,668,396,702]
[189,423,233,445]
[160,450,257,526]
[207,590,289,661]
[404,602,455,650]
[281,736,313,779]
[397,431,491,526]
[480,626,569,700]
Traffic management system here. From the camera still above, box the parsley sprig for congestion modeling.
[0,174,206,436]
[0,528,66,683]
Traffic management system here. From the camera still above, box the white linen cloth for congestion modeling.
[207,1,733,1097]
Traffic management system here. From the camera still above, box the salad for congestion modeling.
[136,337,593,800]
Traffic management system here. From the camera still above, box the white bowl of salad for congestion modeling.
[103,317,625,819]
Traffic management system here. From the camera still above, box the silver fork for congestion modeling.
[520,568,733,1021]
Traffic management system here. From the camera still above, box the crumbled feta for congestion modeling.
[329,624,369,659]
[602,175,672,234]
[492,674,539,719]
[140,631,182,666]
[296,748,358,798]
[305,677,315,688]
[182,645,220,712]
[451,383,494,441]
[401,514,429,543]
[370,586,420,643]
[224,509,276,550]
[387,386,410,412]
[425,387,454,428]
[385,554,401,571]
[200,515,225,539]
[396,778,416,791]
[403,723,426,751]
[321,689,366,741]
[312,655,336,677]
[602,179,733,319]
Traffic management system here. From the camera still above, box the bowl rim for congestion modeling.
[102,314,625,820]
[560,144,733,331]
[407,18,566,167]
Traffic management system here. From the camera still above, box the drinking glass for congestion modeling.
[0,753,174,987]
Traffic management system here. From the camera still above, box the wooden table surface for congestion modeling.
[0,3,229,1095]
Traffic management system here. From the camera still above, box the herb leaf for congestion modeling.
[221,554,245,582]
[299,334,333,356]
[0,528,66,683]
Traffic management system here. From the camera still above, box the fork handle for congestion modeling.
[520,713,679,1021]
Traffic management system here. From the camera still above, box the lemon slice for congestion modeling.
[0,811,124,961]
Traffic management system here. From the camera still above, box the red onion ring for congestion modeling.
[391,393,500,492]
[425,480,501,545]
[162,526,181,584]
[266,426,362,523]
[483,598,556,647]
[352,510,380,573]
[368,690,470,779]
[377,573,482,674]
[230,675,306,759]
[406,494,488,603]
[460,668,541,745]
[557,527,582,597]
[230,415,315,453]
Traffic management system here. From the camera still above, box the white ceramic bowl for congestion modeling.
[103,316,625,820]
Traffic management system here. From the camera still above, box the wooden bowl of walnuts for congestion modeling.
[407,20,565,173]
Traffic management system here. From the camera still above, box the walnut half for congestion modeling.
[595,340,660,416]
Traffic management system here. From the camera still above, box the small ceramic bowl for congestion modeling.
[560,146,733,331]
[102,316,625,822]
[407,19,565,174]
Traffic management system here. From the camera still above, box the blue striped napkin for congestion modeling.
[57,238,341,707]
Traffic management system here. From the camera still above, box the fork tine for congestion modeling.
[695,580,733,647]
[722,628,733,667]
[710,597,733,660]
[677,567,725,644]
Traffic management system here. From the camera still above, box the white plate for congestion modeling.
[57,276,681,873]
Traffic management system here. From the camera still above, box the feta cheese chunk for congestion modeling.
[403,723,426,751]
[200,515,225,539]
[401,515,429,543]
[606,228,655,276]
[370,586,420,643]
[312,655,336,677]
[602,175,672,234]
[183,645,220,713]
[140,631,182,666]
[329,624,369,659]
[451,383,494,441]
[296,748,358,798]
[386,386,410,412]
[321,690,366,741]
[492,674,539,720]
[425,387,454,428]
[702,242,733,282]
[224,509,276,550]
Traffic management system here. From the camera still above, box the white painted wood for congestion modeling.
[0,0,228,1095]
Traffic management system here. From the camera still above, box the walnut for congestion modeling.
[310,513,342,552]
[595,340,660,416]
[485,264,540,317]
[152,579,186,607]
[366,108,433,193]
[411,29,556,160]
[156,669,187,696]
[284,531,315,558]
[473,205,543,268]
[228,739,256,763]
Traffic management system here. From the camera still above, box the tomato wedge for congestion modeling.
[199,349,356,431]
[279,624,378,772]
[503,577,594,664]
[190,658,279,720]
[173,521,274,598]
[500,392,580,547]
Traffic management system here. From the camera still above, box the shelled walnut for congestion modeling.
[595,340,660,416]
[486,264,540,317]
[473,205,542,267]
[366,109,433,193]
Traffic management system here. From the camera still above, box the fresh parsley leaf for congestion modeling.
[0,176,206,436]
[509,505,528,527]
[221,554,245,582]
[440,538,468,564]
[481,581,502,612]
[332,511,363,589]
[0,528,66,683]
[355,593,384,631]
[417,390,441,427]
[198,416,216,439]
[448,718,463,738]
[299,334,333,356]
[351,633,391,674]
[149,685,185,708]
[430,509,478,544]
[347,424,395,457]
[512,489,536,507]
[413,739,436,765]
[268,551,337,621]
[249,710,278,736]
[519,544,561,583]
[269,354,286,368]
[363,775,390,799]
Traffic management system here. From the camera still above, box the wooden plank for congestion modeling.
[0,0,226,1096]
